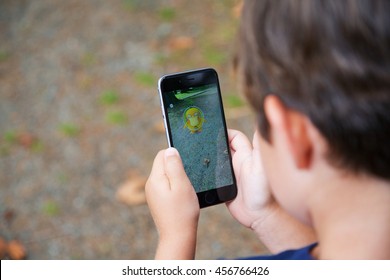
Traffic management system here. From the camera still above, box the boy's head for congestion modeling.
[236,0,390,222]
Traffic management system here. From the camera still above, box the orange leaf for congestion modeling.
[17,133,35,149]
[168,36,194,51]
[7,240,26,260]
[0,237,7,259]
[115,175,147,206]
[232,1,243,18]
[153,120,166,134]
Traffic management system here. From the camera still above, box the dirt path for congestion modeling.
[0,0,267,259]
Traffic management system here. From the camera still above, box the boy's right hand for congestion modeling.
[227,129,277,229]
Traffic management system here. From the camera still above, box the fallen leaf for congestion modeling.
[7,240,26,260]
[17,133,35,149]
[116,175,147,206]
[153,120,166,134]
[4,209,15,224]
[0,237,7,259]
[168,36,194,51]
[232,1,243,18]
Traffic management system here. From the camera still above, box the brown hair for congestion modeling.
[235,0,390,180]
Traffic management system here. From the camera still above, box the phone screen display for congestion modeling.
[159,68,236,207]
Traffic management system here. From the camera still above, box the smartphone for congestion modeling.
[158,68,237,208]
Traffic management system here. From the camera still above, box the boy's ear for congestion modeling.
[264,95,313,169]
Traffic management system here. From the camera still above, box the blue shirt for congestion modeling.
[240,243,317,260]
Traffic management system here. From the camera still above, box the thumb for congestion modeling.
[164,147,192,190]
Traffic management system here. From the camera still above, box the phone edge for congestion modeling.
[157,68,237,208]
[157,76,173,148]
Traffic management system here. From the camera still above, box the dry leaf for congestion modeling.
[153,120,166,134]
[7,240,26,260]
[0,237,7,259]
[168,36,194,51]
[17,133,35,149]
[116,176,147,206]
[232,1,243,18]
[4,209,15,224]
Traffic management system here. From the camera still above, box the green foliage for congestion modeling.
[31,140,45,153]
[123,0,142,11]
[57,173,69,184]
[0,50,10,62]
[2,130,43,153]
[42,201,60,216]
[0,144,10,157]
[31,140,44,153]
[134,72,155,87]
[159,7,176,22]
[4,130,17,144]
[154,52,169,66]
[100,89,119,105]
[203,47,227,65]
[81,52,97,66]
[226,94,245,108]
[105,110,128,125]
[59,123,80,137]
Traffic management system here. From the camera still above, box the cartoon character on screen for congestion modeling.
[183,106,205,133]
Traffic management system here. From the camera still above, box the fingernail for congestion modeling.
[165,147,179,157]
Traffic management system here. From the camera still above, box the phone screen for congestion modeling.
[159,68,236,207]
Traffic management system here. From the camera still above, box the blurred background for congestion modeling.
[0,0,268,259]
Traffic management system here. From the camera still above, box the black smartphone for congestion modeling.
[158,68,237,208]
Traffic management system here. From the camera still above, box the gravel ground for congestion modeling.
[0,0,268,259]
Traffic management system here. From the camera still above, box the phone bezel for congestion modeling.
[158,68,237,208]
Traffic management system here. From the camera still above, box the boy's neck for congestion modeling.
[309,173,390,259]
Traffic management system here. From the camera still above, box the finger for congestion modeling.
[149,150,166,178]
[252,128,262,150]
[228,129,253,152]
[227,128,240,145]
[228,129,253,154]
[251,130,267,175]
[164,148,192,191]
[227,129,239,157]
[146,150,170,193]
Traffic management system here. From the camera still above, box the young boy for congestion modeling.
[145,0,390,259]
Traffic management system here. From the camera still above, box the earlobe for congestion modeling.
[264,95,313,170]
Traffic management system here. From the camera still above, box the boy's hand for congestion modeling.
[227,129,317,253]
[227,129,277,228]
[145,148,200,259]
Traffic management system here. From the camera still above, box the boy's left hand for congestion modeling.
[145,148,200,259]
